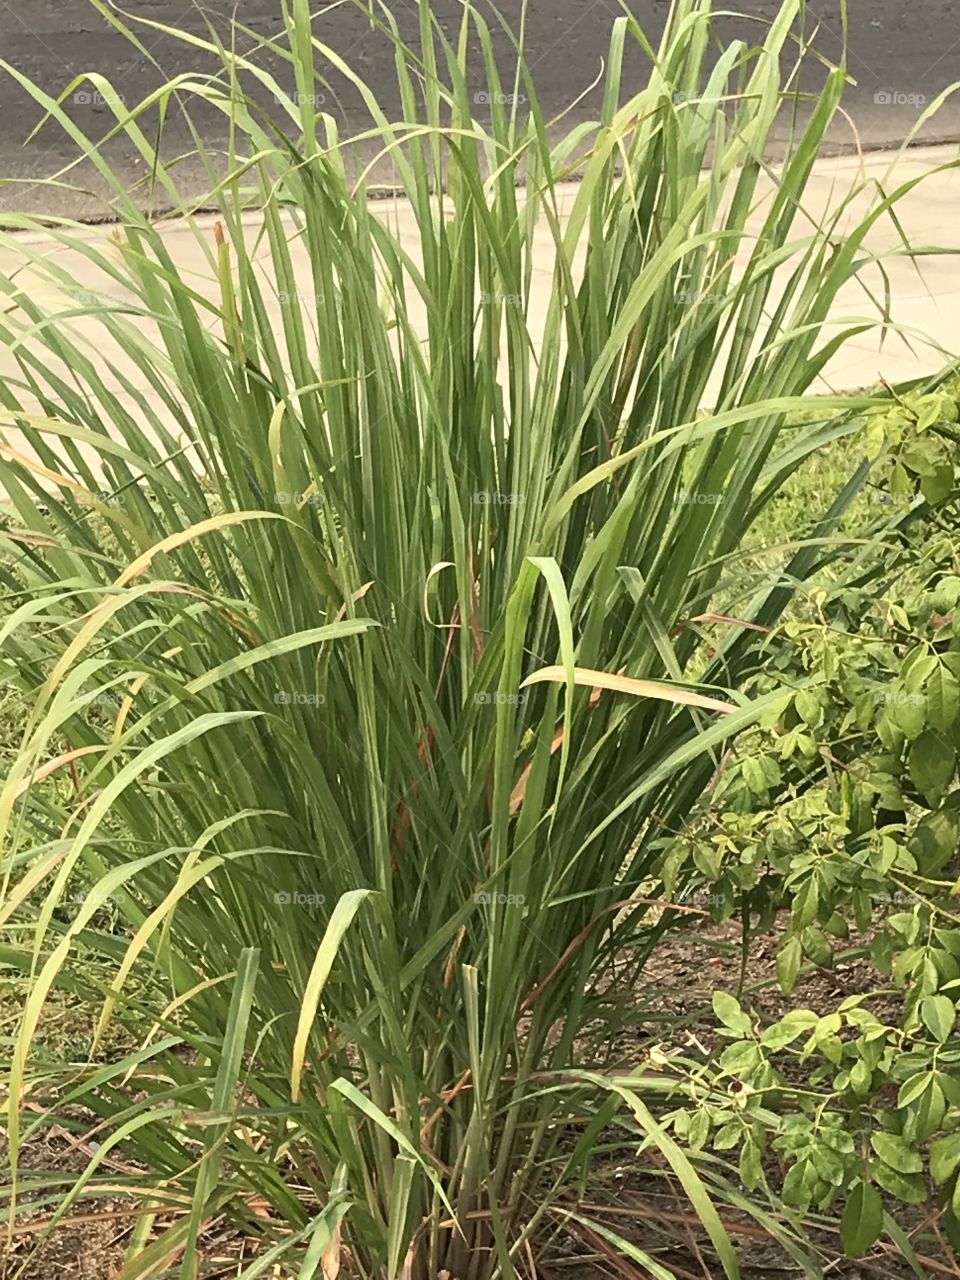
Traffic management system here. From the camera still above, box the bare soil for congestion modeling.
[3,920,954,1280]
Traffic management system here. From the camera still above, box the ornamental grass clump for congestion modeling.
[0,1,953,1275]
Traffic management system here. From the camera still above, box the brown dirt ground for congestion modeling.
[3,921,955,1280]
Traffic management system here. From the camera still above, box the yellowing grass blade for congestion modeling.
[520,665,738,713]
[115,512,284,586]
[291,890,372,1102]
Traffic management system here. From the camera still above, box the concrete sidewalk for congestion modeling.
[0,142,958,474]
[783,145,960,390]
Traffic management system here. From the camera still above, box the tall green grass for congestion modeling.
[0,1,955,1276]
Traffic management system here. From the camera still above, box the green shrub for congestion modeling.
[660,379,960,1260]
[0,1,954,1275]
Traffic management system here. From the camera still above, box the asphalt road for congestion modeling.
[0,1,958,218]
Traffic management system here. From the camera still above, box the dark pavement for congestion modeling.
[0,1,958,218]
